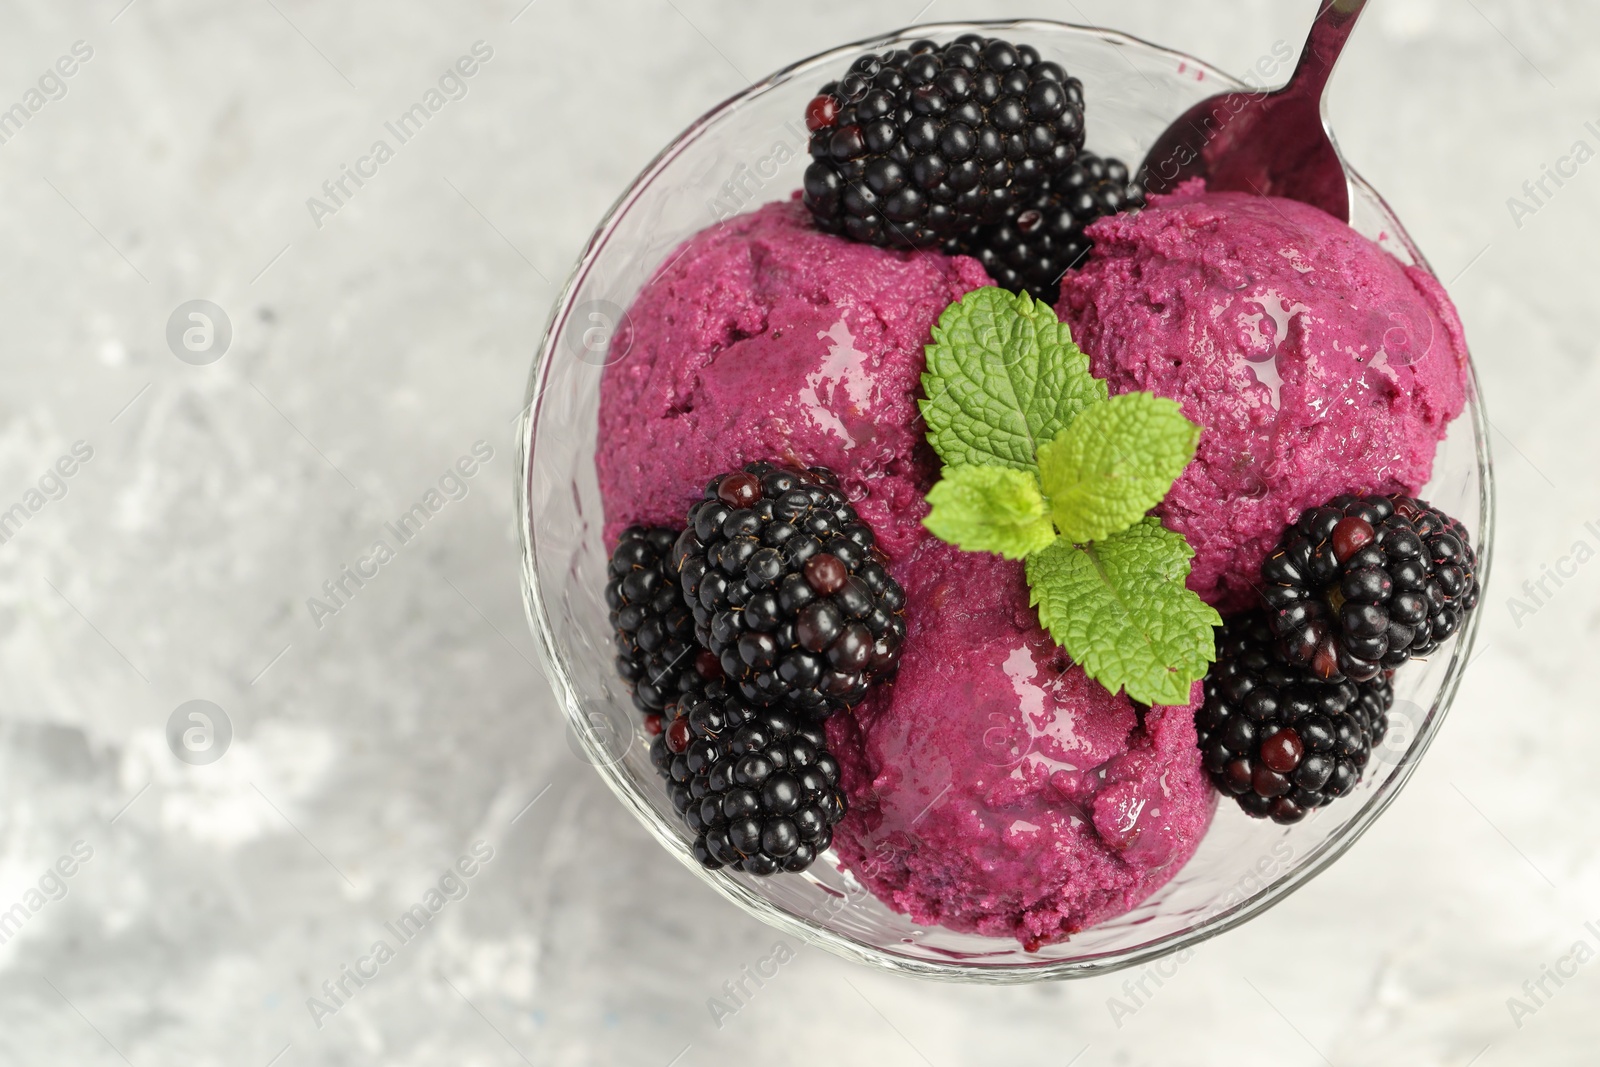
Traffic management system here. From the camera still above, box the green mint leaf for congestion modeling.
[920,287,1107,472]
[1026,518,1222,707]
[923,466,1057,560]
[1036,392,1202,543]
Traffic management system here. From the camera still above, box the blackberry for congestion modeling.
[1259,494,1481,683]
[646,675,729,777]
[672,463,907,718]
[653,694,847,875]
[801,34,1086,248]
[1197,613,1394,824]
[648,674,730,775]
[943,151,1146,304]
[606,525,724,715]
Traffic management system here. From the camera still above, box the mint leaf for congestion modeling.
[1036,392,1202,543]
[915,287,1216,705]
[923,466,1057,560]
[920,287,1106,472]
[1026,518,1221,707]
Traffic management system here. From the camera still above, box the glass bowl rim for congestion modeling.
[514,18,1497,982]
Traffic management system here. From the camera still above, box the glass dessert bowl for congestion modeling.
[516,20,1493,981]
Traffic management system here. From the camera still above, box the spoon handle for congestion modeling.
[1283,0,1369,105]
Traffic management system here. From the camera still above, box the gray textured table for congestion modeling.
[1,1,1595,1064]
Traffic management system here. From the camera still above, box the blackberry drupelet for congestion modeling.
[1259,494,1480,682]
[606,525,723,715]
[655,694,847,874]
[1196,612,1394,824]
[673,463,907,718]
[647,674,729,776]
[802,34,1086,248]
[943,151,1146,304]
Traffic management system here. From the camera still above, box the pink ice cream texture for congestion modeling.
[594,185,1468,948]
[1056,182,1469,613]
[597,197,989,562]
[596,198,1214,948]
[826,538,1213,948]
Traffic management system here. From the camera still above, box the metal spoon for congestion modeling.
[1138,0,1369,221]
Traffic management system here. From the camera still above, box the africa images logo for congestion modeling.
[305,842,494,1029]
[305,41,494,229]
[305,442,494,630]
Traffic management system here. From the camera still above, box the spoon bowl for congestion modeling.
[1140,0,1368,220]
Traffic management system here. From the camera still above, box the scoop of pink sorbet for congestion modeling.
[597,197,990,560]
[1056,183,1469,612]
[598,199,1216,947]
[828,537,1214,949]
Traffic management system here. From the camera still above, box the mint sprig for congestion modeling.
[1037,391,1201,544]
[919,287,1221,707]
[1027,519,1219,707]
[920,288,1106,471]
[923,465,1057,559]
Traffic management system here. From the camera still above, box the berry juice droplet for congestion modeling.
[666,716,692,754]
[804,553,848,595]
[1260,727,1303,773]
[805,94,839,131]
[716,472,761,508]
[1331,516,1375,563]
[695,649,724,680]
